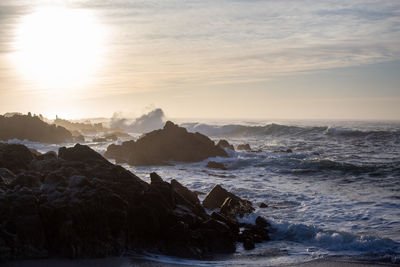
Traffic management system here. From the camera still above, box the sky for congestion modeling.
[0,0,399,120]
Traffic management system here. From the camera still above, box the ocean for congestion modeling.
[7,119,400,266]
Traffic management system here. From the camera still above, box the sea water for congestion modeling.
[7,120,400,266]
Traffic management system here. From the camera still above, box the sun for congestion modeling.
[12,7,105,91]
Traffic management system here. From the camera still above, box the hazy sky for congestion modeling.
[0,0,399,120]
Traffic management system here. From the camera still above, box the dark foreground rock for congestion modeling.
[0,143,272,261]
[105,121,227,166]
[0,114,72,144]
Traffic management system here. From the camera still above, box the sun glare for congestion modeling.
[12,7,105,91]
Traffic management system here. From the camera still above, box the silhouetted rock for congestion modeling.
[217,140,235,151]
[104,121,228,166]
[203,184,253,218]
[0,143,246,260]
[206,161,228,170]
[0,114,72,143]
[237,144,251,151]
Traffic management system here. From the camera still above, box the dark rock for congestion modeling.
[255,216,271,228]
[237,144,251,151]
[104,121,227,166]
[220,197,254,218]
[0,114,72,143]
[274,149,293,153]
[0,143,35,173]
[217,140,235,151]
[171,179,200,206]
[59,144,110,165]
[206,161,227,170]
[203,185,253,217]
[211,212,240,234]
[259,202,268,208]
[243,238,255,250]
[37,151,57,160]
[0,168,16,185]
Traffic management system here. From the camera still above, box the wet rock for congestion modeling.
[105,121,227,166]
[203,184,253,218]
[217,140,235,151]
[243,238,255,250]
[206,161,228,170]
[255,216,271,228]
[237,144,251,151]
[220,196,254,218]
[259,202,268,208]
[274,148,293,153]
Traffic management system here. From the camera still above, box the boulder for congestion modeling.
[206,161,227,170]
[217,140,235,151]
[237,144,251,151]
[104,121,228,166]
[203,184,253,218]
[220,197,254,218]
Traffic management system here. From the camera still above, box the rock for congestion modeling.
[220,197,254,218]
[259,202,268,208]
[0,114,72,143]
[0,168,16,185]
[92,137,107,142]
[243,238,255,250]
[203,184,253,217]
[104,121,228,166]
[217,140,235,151]
[59,144,110,165]
[206,161,227,170]
[0,143,35,173]
[37,151,57,161]
[237,144,251,151]
[255,216,270,228]
[171,179,200,206]
[0,143,264,260]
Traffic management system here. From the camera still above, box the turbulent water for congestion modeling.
[8,120,400,266]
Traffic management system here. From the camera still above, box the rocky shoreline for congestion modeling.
[0,142,271,261]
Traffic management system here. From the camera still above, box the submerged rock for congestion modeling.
[104,121,227,166]
[206,161,228,170]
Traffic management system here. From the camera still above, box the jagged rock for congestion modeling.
[237,144,251,151]
[0,143,240,260]
[0,114,72,143]
[206,161,228,170]
[104,121,227,166]
[220,197,254,218]
[217,140,235,151]
[171,179,200,206]
[203,185,253,218]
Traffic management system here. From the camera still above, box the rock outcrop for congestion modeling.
[105,121,228,166]
[0,143,270,261]
[0,114,72,144]
[217,140,235,151]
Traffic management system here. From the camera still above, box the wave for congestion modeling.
[182,122,400,139]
